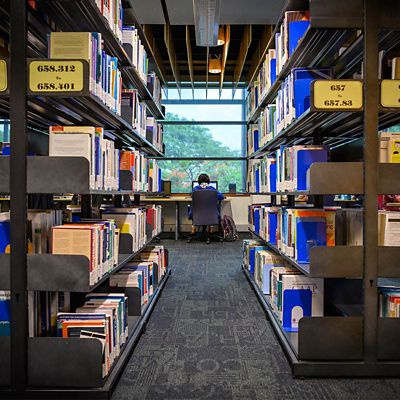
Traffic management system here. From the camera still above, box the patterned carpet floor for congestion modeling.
[112,239,400,400]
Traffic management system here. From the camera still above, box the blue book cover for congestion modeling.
[282,288,312,332]
[296,149,328,190]
[296,217,326,263]
[254,208,260,234]
[0,294,10,336]
[255,168,260,193]
[269,162,277,193]
[249,246,266,275]
[288,21,310,57]
[0,220,10,253]
[270,59,277,85]
[292,68,332,118]
[254,129,259,152]
[268,213,278,245]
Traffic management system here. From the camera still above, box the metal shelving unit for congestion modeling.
[244,0,400,377]
[0,0,169,397]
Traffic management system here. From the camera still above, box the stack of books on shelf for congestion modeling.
[49,32,122,115]
[49,126,162,192]
[52,219,120,285]
[58,293,128,378]
[121,89,147,137]
[95,0,124,42]
[379,285,400,318]
[249,206,336,264]
[247,145,328,193]
[103,205,162,252]
[245,9,311,120]
[243,240,323,332]
[120,150,162,192]
[146,117,164,152]
[147,72,162,108]
[49,126,120,191]
[122,26,148,83]
[275,68,331,134]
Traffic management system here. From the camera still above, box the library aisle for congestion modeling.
[112,239,400,400]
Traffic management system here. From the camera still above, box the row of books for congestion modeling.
[52,219,120,285]
[48,126,162,192]
[246,10,310,118]
[95,0,124,42]
[379,286,400,318]
[121,89,147,137]
[247,145,328,193]
[122,26,148,83]
[0,210,63,254]
[243,240,323,332]
[249,206,336,264]
[120,150,162,193]
[246,105,276,154]
[58,293,128,377]
[249,205,400,262]
[246,67,332,152]
[49,32,123,115]
[146,117,164,153]
[147,73,162,109]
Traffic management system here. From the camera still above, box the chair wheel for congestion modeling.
[220,238,224,242]
[206,239,210,244]
[187,238,191,243]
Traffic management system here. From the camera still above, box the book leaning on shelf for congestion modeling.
[51,219,120,286]
[49,126,120,191]
[122,26,148,82]
[49,32,122,115]
[121,89,147,137]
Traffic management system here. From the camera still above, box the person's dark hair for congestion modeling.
[198,173,210,185]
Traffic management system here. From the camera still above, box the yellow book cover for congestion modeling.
[389,138,400,163]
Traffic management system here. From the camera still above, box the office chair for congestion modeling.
[187,189,223,244]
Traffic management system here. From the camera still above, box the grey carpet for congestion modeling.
[112,239,400,400]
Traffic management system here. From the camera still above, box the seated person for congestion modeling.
[188,173,224,220]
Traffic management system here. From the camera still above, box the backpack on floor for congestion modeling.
[221,215,238,242]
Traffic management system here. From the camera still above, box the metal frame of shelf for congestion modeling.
[1,0,169,397]
[244,0,400,378]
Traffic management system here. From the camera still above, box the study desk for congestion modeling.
[141,196,231,240]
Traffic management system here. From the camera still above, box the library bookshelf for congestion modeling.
[0,0,168,398]
[245,0,400,377]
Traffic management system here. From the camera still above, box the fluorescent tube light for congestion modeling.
[193,0,221,47]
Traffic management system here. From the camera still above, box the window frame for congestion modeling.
[160,88,247,194]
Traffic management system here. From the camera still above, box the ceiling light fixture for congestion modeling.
[193,0,221,47]
[217,26,225,46]
[209,56,222,74]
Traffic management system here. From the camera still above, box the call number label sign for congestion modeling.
[29,60,84,93]
[312,80,363,111]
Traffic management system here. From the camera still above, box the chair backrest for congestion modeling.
[191,189,219,226]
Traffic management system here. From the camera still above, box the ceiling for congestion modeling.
[132,0,284,25]
[129,0,286,86]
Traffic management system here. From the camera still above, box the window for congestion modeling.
[158,160,245,193]
[160,87,246,193]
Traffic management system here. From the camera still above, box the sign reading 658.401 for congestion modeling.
[29,60,84,93]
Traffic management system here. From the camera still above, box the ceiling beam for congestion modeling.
[142,24,168,84]
[161,0,181,94]
[247,25,273,85]
[185,25,194,97]
[233,25,252,92]
[219,25,230,98]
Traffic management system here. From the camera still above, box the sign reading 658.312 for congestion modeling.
[29,60,84,93]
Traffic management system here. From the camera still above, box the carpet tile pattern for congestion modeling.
[112,239,400,400]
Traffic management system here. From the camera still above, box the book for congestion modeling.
[0,291,10,336]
